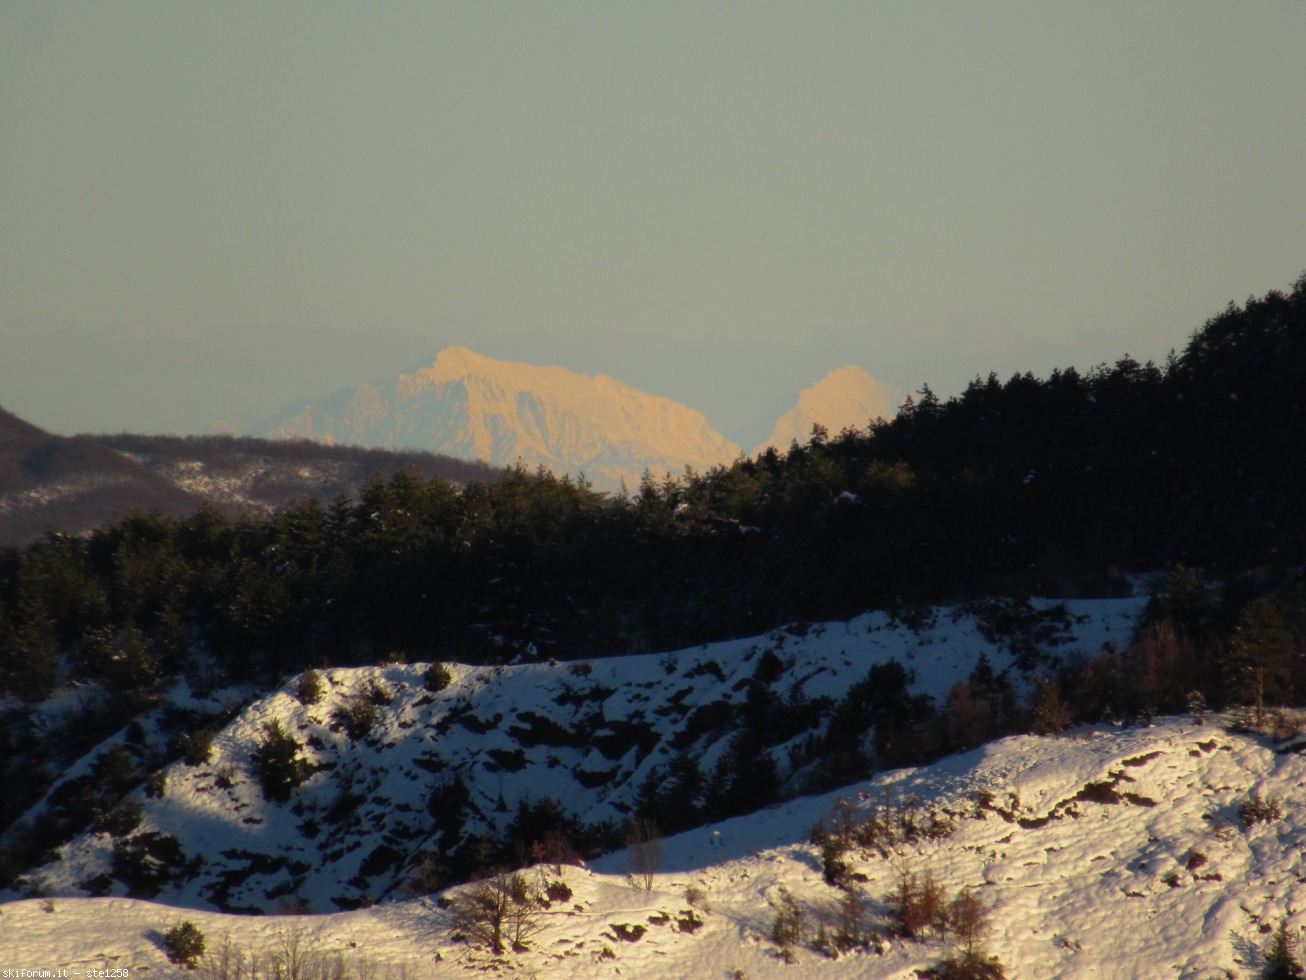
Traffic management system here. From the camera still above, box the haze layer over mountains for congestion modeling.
[252,347,902,492]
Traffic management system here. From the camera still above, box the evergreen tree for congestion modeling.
[1225,600,1294,725]
[1263,919,1306,980]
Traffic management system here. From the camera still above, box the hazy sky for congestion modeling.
[3,2,1303,442]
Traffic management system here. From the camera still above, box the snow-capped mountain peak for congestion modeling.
[750,365,902,456]
[253,346,741,492]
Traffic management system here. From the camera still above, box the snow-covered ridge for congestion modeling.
[7,709,1306,978]
[17,596,1306,976]
[7,599,1140,914]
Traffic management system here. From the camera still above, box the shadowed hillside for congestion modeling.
[0,417,505,546]
[0,409,207,545]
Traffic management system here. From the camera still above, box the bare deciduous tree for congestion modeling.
[626,816,664,891]
[450,871,542,954]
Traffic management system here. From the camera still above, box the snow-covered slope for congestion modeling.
[12,596,1306,977]
[6,599,1138,915]
[252,346,741,492]
[7,710,1306,978]
[750,365,902,457]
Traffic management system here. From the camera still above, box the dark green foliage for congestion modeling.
[333,697,378,740]
[818,833,851,887]
[1028,676,1072,736]
[1263,919,1306,980]
[250,720,310,802]
[93,743,136,792]
[709,730,779,818]
[96,798,144,837]
[366,678,393,705]
[925,951,1008,980]
[966,597,1075,670]
[163,920,206,967]
[753,648,786,684]
[942,656,1019,752]
[77,623,159,692]
[0,593,58,702]
[424,661,453,691]
[1240,790,1284,828]
[112,831,186,897]
[503,796,592,867]
[1226,600,1296,724]
[634,747,705,834]
[177,728,214,766]
[297,668,326,704]
[544,878,572,903]
[821,659,938,775]
[770,889,804,948]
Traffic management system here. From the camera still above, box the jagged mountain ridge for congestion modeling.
[252,346,744,493]
[252,346,904,492]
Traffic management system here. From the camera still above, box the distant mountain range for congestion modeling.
[253,346,901,491]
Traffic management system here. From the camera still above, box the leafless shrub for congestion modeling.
[885,868,947,939]
[811,789,957,874]
[1269,709,1306,741]
[1240,789,1284,828]
[831,886,874,951]
[683,882,708,910]
[948,887,989,958]
[398,849,441,898]
[626,816,664,891]
[194,928,416,979]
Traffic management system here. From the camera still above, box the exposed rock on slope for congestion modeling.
[253,346,741,492]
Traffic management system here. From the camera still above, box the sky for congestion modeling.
[2,2,1303,444]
